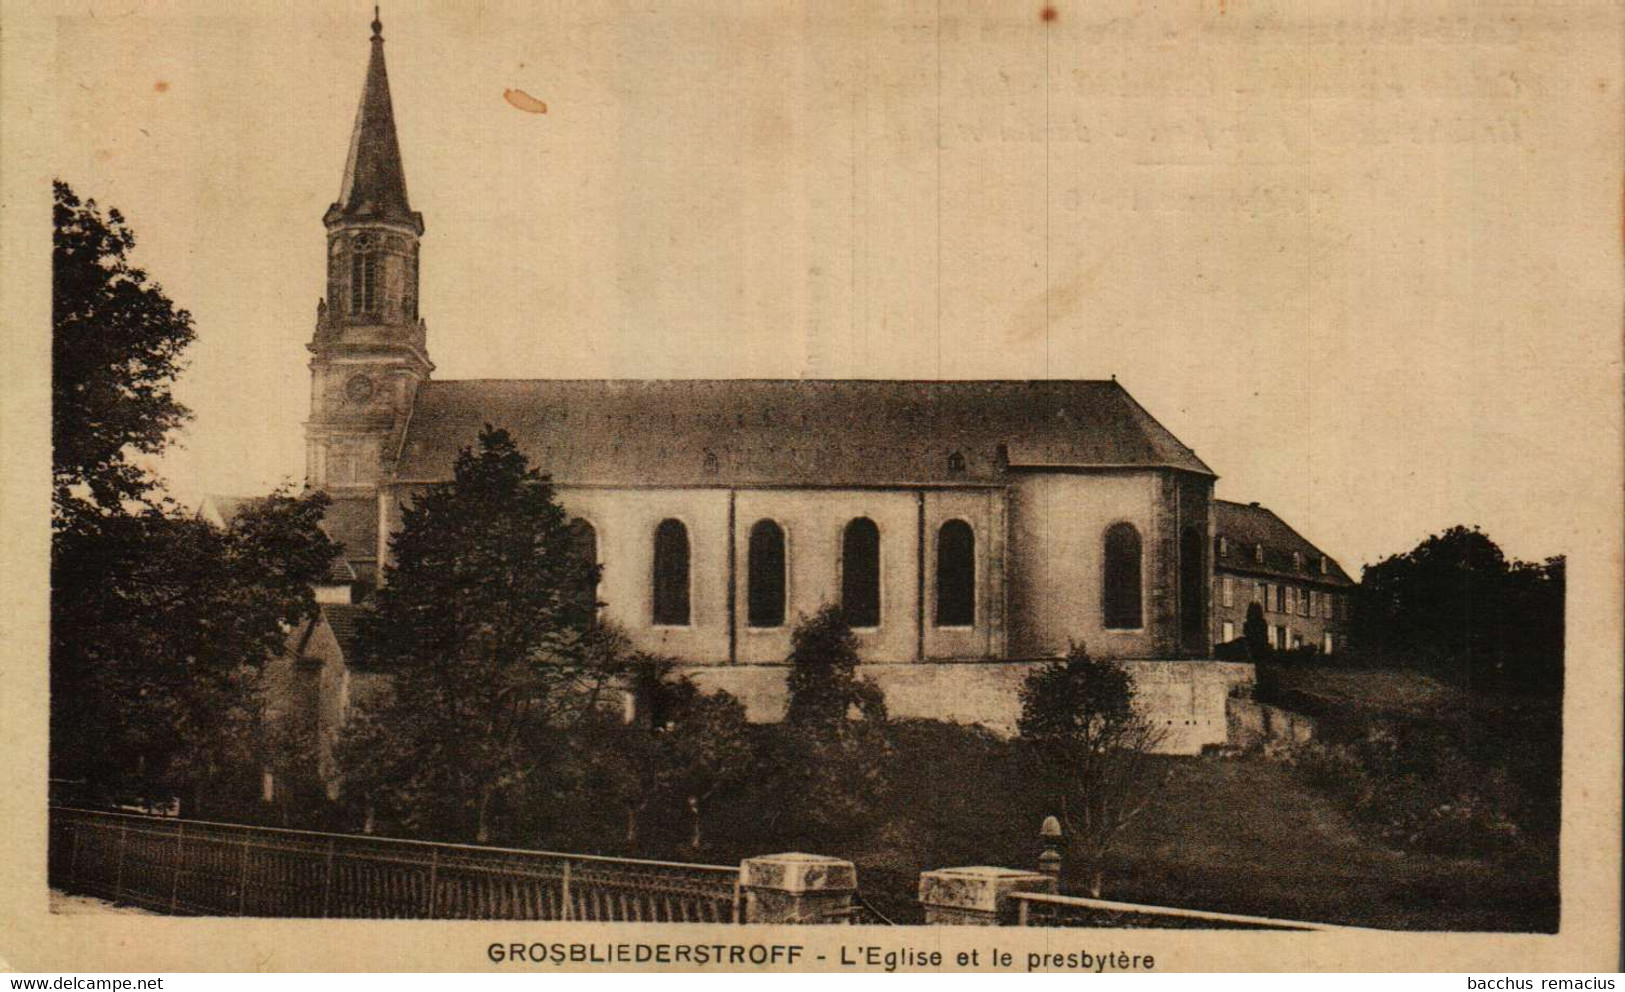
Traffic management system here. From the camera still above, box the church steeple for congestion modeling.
[324,8,422,234]
[305,9,431,578]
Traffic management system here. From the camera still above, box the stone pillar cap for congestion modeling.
[740,853,857,893]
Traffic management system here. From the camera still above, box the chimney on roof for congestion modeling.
[1249,501,1260,507]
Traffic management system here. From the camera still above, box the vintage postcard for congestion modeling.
[1,0,1620,974]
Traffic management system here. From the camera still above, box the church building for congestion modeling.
[284,14,1261,755]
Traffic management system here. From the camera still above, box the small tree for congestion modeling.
[785,605,886,727]
[1242,602,1271,660]
[769,607,891,842]
[339,425,615,843]
[1017,644,1168,898]
[585,657,754,855]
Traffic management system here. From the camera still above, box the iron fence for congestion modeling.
[49,807,742,922]
[1010,891,1345,930]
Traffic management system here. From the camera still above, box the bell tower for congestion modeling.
[306,9,430,580]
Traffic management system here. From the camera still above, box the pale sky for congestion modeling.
[41,0,1624,571]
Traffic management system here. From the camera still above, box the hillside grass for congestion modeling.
[834,720,1557,931]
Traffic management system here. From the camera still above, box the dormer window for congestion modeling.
[1217,536,1228,557]
[1320,555,1329,575]
[349,234,378,315]
[947,450,966,474]
[1254,543,1264,564]
[1292,551,1303,571]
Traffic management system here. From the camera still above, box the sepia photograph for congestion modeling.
[3,0,1620,974]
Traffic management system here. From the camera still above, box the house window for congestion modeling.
[1323,632,1334,655]
[1320,555,1329,575]
[1275,584,1286,613]
[568,518,599,615]
[935,519,975,627]
[1217,536,1229,557]
[1222,575,1234,608]
[841,517,881,628]
[1274,625,1287,650]
[1254,543,1264,564]
[1324,594,1334,620]
[747,519,786,628]
[1292,632,1303,649]
[1304,590,1315,617]
[349,234,378,315]
[652,519,690,626]
[946,451,966,474]
[1286,586,1297,616]
[1222,621,1235,643]
[1102,522,1143,630]
[1292,551,1303,571]
[1255,581,1266,604]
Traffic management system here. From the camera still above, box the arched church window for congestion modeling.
[652,518,690,626]
[935,519,975,627]
[568,518,599,617]
[1103,522,1143,630]
[841,517,881,628]
[349,234,378,315]
[746,519,786,628]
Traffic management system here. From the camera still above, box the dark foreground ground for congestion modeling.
[837,721,1557,931]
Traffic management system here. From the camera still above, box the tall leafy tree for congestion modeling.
[52,180,193,524]
[51,181,337,812]
[1353,526,1564,692]
[339,425,615,842]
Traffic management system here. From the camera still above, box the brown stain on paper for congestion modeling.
[503,89,547,114]
[153,80,169,93]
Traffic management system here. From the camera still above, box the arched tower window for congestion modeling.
[349,233,378,315]
[1102,523,1143,630]
[841,517,881,628]
[652,519,690,626]
[746,520,786,628]
[935,520,975,627]
[403,243,418,321]
[568,518,599,616]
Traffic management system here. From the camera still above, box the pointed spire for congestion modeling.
[326,7,423,233]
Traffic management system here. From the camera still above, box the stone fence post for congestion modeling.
[739,853,857,924]
[918,866,1056,925]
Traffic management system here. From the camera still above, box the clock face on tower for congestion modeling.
[344,374,375,404]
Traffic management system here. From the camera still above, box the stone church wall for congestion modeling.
[684,659,1255,756]
[1005,470,1167,660]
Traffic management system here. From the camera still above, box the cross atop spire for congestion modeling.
[324,7,423,234]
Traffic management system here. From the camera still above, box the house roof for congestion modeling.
[1213,499,1354,587]
[325,14,421,233]
[394,378,1213,486]
[320,603,370,660]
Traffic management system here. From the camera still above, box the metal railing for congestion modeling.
[1010,891,1352,930]
[49,807,742,922]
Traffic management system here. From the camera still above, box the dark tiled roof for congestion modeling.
[321,603,370,660]
[326,21,421,233]
[320,496,378,566]
[1213,499,1353,587]
[326,556,358,583]
[395,379,1213,486]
